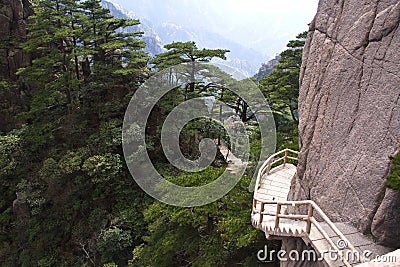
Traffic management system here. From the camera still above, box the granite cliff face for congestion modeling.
[254,55,281,81]
[0,0,33,131]
[0,0,32,80]
[289,0,400,247]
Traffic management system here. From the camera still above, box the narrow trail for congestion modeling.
[217,142,247,174]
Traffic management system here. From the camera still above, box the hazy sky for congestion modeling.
[111,0,319,58]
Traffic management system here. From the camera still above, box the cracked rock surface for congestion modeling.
[0,0,32,80]
[288,0,400,247]
[0,0,33,131]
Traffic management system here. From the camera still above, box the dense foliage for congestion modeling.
[1,0,150,266]
[0,1,303,265]
[129,170,275,267]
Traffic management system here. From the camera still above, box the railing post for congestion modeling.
[284,150,288,165]
[275,204,281,229]
[306,204,314,234]
[259,202,264,224]
[266,162,271,176]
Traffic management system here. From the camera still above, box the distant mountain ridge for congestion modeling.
[100,1,164,57]
[254,55,281,81]
[101,0,266,76]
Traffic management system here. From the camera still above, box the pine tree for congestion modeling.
[259,31,307,150]
[152,41,229,94]
[6,1,151,265]
[260,31,307,124]
[18,0,81,109]
[80,0,148,78]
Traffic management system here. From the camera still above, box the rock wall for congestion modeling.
[289,0,400,247]
[0,0,33,132]
[0,0,32,80]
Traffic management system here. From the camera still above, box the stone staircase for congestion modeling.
[251,149,396,267]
